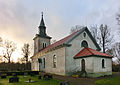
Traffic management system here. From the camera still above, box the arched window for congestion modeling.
[81,40,88,47]
[102,59,105,68]
[44,43,46,48]
[43,43,44,48]
[83,32,86,37]
[53,55,57,68]
[43,58,45,68]
[43,43,47,49]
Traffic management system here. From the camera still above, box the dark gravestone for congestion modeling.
[9,76,19,83]
[24,72,28,77]
[30,73,35,76]
[1,74,7,79]
[60,81,70,85]
[44,75,49,80]
[38,76,41,79]
[49,75,53,79]
[43,74,53,80]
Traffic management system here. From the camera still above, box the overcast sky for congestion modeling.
[0,0,120,61]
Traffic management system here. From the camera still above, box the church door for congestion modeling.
[81,59,85,71]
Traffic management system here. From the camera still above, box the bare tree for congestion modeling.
[0,37,3,62]
[106,42,120,71]
[116,13,120,25]
[90,24,113,53]
[17,57,26,64]
[112,43,120,64]
[70,25,85,34]
[0,37,2,47]
[2,40,16,63]
[116,12,120,38]
[90,25,99,43]
[99,24,113,53]
[22,43,30,63]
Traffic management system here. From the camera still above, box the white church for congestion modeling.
[31,14,113,77]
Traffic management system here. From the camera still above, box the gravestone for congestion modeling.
[38,75,41,79]
[9,76,19,83]
[30,73,35,76]
[49,75,53,79]
[60,81,70,85]
[43,74,53,80]
[24,72,28,77]
[1,74,7,79]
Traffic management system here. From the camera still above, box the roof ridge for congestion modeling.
[74,48,113,59]
[50,28,81,45]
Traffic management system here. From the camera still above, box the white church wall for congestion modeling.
[34,37,39,54]
[65,31,98,75]
[31,57,39,71]
[45,47,66,75]
[85,57,94,72]
[94,57,112,73]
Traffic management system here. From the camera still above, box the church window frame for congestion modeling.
[43,43,44,48]
[43,58,45,68]
[81,40,88,48]
[43,43,47,49]
[53,55,57,68]
[102,59,105,68]
[83,32,86,37]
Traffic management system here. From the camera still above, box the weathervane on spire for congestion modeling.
[41,12,43,17]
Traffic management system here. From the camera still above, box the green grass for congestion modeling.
[112,72,116,74]
[95,76,120,85]
[0,75,69,85]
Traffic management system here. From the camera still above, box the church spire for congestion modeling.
[39,12,46,36]
[40,12,45,27]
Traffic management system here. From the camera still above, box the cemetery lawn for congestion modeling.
[95,76,120,85]
[0,75,70,85]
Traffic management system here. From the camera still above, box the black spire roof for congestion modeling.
[40,12,45,27]
[36,12,51,39]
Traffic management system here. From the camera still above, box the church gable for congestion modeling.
[65,27,101,51]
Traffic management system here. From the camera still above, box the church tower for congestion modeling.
[33,13,52,54]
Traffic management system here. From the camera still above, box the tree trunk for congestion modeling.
[103,37,105,53]
[8,58,10,63]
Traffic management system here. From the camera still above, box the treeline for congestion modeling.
[0,62,31,71]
